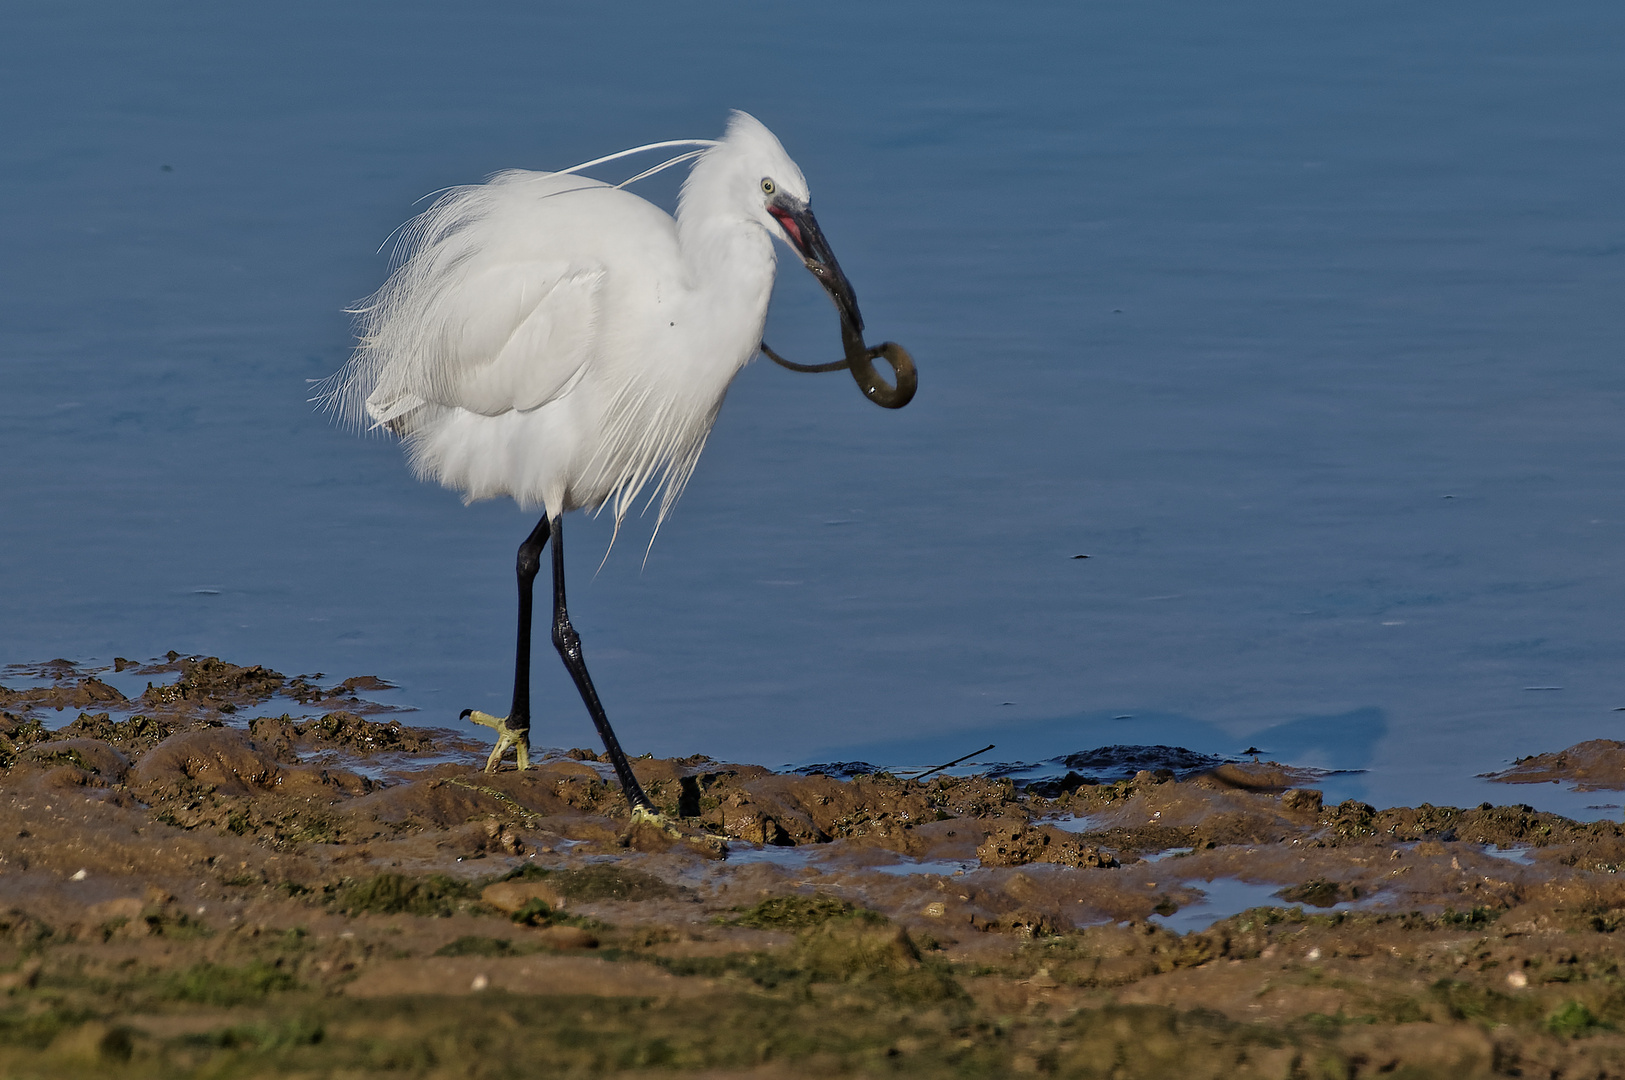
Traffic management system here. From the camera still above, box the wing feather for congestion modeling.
[436,264,603,416]
[321,172,608,432]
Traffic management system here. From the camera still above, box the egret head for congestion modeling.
[688,111,864,336]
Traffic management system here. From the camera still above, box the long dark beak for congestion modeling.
[768,195,863,336]
[766,194,916,409]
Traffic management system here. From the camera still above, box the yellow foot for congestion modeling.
[462,710,531,772]
[629,804,683,839]
[619,807,727,858]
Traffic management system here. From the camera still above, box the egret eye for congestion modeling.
[761,178,776,195]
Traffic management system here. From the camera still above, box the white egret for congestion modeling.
[322,111,914,816]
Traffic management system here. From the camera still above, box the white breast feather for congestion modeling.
[322,170,724,536]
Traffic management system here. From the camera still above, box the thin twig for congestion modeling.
[903,744,996,782]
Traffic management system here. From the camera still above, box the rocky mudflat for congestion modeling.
[3,654,1625,1077]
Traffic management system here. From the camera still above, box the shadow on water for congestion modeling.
[799,706,1387,803]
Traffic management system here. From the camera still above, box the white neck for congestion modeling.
[673,181,778,370]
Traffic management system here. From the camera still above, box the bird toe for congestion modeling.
[466,711,530,772]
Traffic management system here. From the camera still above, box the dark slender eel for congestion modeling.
[547,514,655,812]
[761,321,917,409]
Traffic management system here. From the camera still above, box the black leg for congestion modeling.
[548,514,655,812]
[461,514,551,772]
[506,514,552,733]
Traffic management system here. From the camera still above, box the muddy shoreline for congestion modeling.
[4,654,1625,1077]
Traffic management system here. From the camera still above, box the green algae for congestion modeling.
[0,993,1429,1080]
[497,863,676,903]
[163,961,300,1007]
[729,893,859,929]
[433,935,526,958]
[334,873,481,918]
[1548,999,1607,1038]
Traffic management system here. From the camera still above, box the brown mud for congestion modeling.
[2,656,1625,1077]
[1486,739,1625,791]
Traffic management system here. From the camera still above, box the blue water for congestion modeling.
[4,3,1624,814]
[1149,878,1368,935]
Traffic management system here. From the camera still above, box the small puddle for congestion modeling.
[1482,846,1537,866]
[872,857,978,877]
[1044,814,1108,834]
[724,844,818,869]
[1149,878,1364,934]
[324,748,472,783]
[722,846,979,877]
[1143,847,1194,863]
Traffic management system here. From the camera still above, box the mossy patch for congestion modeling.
[729,893,858,929]
[651,951,806,989]
[179,1015,325,1052]
[510,898,557,926]
[433,935,527,958]
[333,873,480,918]
[1547,999,1605,1038]
[496,862,675,902]
[162,961,300,1006]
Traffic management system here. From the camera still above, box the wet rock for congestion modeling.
[976,823,1043,866]
[0,712,44,740]
[1022,770,1095,798]
[283,673,396,706]
[126,727,371,838]
[299,709,433,752]
[1484,739,1625,791]
[24,739,130,781]
[1322,799,1379,839]
[1193,762,1313,793]
[1000,909,1067,938]
[482,880,568,914]
[248,710,435,758]
[480,817,525,855]
[0,677,127,714]
[976,824,1118,868]
[353,770,570,833]
[59,711,199,753]
[1278,878,1353,908]
[1281,788,1324,814]
[792,761,882,778]
[1067,823,1200,859]
[130,729,283,799]
[138,656,284,710]
[1366,802,1578,848]
[718,806,793,846]
[1054,745,1223,781]
[697,770,1018,854]
[1191,808,1289,848]
[0,716,49,767]
[535,925,598,949]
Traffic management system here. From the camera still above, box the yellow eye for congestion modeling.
[761,178,776,195]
